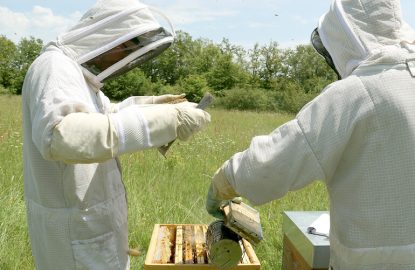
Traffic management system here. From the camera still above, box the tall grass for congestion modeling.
[0,95,329,269]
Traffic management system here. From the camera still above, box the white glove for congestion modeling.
[211,162,240,200]
[110,102,210,155]
[175,103,209,141]
[206,163,240,219]
[114,94,186,111]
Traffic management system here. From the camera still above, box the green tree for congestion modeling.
[191,41,221,75]
[258,41,283,89]
[205,52,248,93]
[177,74,211,102]
[284,44,337,94]
[141,31,195,85]
[264,44,338,113]
[13,37,43,94]
[205,53,233,92]
[0,31,341,114]
[103,69,158,100]
[247,43,262,88]
[219,38,247,68]
[0,36,17,93]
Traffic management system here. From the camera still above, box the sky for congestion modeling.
[0,0,414,49]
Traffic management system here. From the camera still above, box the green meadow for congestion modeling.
[0,95,329,269]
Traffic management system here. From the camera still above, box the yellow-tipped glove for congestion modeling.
[206,163,240,219]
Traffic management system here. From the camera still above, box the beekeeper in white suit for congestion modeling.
[22,0,210,269]
[206,0,415,269]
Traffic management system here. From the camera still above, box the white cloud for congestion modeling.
[31,6,67,28]
[28,6,81,43]
[0,5,81,44]
[153,0,237,25]
[0,6,30,41]
[167,8,236,25]
[0,1,235,43]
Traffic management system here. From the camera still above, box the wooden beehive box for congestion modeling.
[144,224,261,270]
[282,212,330,270]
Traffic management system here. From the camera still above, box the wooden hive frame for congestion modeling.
[145,224,261,270]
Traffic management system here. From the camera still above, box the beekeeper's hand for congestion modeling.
[206,184,226,219]
[110,102,210,155]
[173,102,209,141]
[114,94,186,111]
[206,163,240,219]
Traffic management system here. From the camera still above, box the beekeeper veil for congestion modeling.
[54,0,175,84]
[311,0,415,79]
[311,27,341,79]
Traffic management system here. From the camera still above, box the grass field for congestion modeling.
[0,94,329,270]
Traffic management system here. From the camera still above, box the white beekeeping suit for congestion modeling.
[206,0,415,269]
[22,0,210,269]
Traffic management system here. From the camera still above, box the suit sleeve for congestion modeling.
[27,52,177,164]
[224,118,325,205]
[27,52,120,164]
[223,78,373,205]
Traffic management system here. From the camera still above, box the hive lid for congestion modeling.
[223,201,263,245]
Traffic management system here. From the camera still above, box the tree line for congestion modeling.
[0,31,337,113]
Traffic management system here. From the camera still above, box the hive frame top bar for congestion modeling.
[144,224,260,270]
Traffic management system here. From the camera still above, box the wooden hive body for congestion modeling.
[145,224,261,270]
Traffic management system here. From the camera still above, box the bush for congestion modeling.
[177,75,212,102]
[0,85,11,95]
[217,87,275,111]
[103,70,156,100]
[157,84,183,96]
[275,80,318,113]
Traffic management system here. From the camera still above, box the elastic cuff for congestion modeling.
[109,106,151,155]
[212,163,239,200]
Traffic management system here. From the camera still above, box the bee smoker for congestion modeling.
[206,201,263,270]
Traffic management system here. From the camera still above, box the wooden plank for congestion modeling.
[242,239,260,265]
[223,202,263,245]
[282,235,327,270]
[195,225,206,264]
[153,226,173,264]
[145,265,228,269]
[184,225,194,264]
[202,225,210,264]
[239,240,250,264]
[145,224,161,266]
[175,225,183,264]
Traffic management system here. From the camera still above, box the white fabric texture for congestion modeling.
[110,103,210,154]
[318,0,415,78]
[211,161,240,200]
[23,46,129,270]
[51,112,118,163]
[220,0,415,269]
[110,105,171,154]
[174,103,211,141]
[21,0,177,269]
[110,105,151,154]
